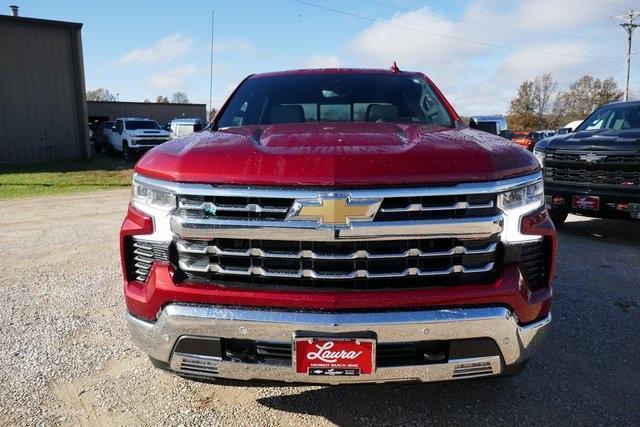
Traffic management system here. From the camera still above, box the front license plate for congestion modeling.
[294,337,376,375]
[572,195,600,210]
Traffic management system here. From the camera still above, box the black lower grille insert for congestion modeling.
[124,237,170,282]
[503,239,551,291]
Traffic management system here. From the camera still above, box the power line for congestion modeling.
[294,0,621,61]
[581,0,626,14]
[359,0,617,40]
[521,0,613,18]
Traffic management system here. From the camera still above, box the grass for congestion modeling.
[0,154,134,199]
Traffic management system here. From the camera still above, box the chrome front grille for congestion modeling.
[177,195,292,220]
[130,172,544,291]
[375,193,497,221]
[175,237,499,289]
[177,193,498,222]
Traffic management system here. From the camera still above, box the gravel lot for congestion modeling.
[1,190,639,426]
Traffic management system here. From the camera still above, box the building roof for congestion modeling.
[87,100,206,107]
[0,14,82,29]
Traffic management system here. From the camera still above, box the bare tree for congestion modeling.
[155,95,169,103]
[532,73,558,127]
[86,88,117,102]
[171,92,190,103]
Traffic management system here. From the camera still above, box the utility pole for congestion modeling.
[209,10,215,121]
[617,9,640,101]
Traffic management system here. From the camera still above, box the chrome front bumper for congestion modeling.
[127,305,551,385]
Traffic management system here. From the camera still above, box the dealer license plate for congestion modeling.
[293,336,376,376]
[572,195,600,210]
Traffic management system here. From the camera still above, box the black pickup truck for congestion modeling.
[534,101,640,227]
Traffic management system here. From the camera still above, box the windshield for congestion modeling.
[216,73,453,128]
[125,120,160,130]
[576,103,640,131]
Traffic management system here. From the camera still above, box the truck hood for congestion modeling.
[537,129,640,152]
[135,122,538,186]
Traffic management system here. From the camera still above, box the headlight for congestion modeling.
[498,179,544,243]
[533,149,545,167]
[132,179,176,213]
[498,180,543,211]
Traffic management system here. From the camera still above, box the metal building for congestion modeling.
[0,11,89,163]
[88,101,207,127]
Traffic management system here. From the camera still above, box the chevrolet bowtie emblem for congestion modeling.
[287,195,382,226]
[580,153,607,163]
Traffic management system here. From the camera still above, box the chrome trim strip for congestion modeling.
[134,172,542,199]
[380,200,494,213]
[176,241,497,260]
[179,200,289,214]
[126,305,552,383]
[177,259,495,279]
[170,214,504,241]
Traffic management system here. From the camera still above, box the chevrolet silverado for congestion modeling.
[121,67,556,384]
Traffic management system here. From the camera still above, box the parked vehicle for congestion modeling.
[95,120,114,152]
[534,100,640,226]
[121,68,555,385]
[108,118,170,161]
[168,118,205,139]
[556,120,583,135]
[469,115,508,136]
[512,132,535,150]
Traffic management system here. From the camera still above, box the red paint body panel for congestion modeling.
[125,263,550,325]
[135,122,537,186]
[135,69,537,186]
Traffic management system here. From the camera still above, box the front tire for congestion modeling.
[549,207,568,228]
[123,142,131,162]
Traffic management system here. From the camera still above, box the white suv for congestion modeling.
[108,118,171,161]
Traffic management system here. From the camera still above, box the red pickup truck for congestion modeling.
[121,68,555,384]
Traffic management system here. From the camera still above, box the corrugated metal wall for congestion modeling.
[88,102,207,125]
[0,17,88,163]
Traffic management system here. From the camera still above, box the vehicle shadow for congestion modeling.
[255,372,553,425]
[560,214,640,245]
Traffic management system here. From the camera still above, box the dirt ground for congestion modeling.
[1,189,639,426]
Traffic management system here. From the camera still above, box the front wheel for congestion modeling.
[548,207,568,228]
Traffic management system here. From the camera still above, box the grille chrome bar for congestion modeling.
[379,200,494,213]
[135,171,542,198]
[171,215,504,241]
[179,200,289,214]
[176,240,497,260]
[178,259,495,280]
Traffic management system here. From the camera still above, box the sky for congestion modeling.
[13,0,640,116]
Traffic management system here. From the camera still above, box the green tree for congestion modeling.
[508,81,537,131]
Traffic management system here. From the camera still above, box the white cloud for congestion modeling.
[344,1,627,116]
[149,63,201,90]
[117,34,194,65]
[215,37,258,55]
[303,54,342,68]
